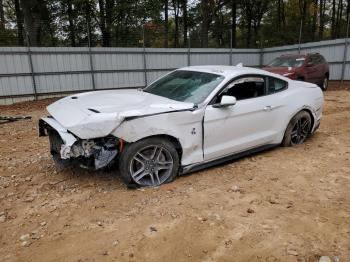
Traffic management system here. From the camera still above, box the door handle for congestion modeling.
[263,106,272,111]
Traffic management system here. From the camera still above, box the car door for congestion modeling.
[313,54,326,84]
[203,75,285,161]
[305,55,321,84]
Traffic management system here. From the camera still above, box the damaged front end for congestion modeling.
[39,118,120,170]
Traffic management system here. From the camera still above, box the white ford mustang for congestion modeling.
[39,65,324,187]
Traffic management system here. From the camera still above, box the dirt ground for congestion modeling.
[0,83,349,262]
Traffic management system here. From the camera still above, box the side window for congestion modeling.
[310,55,321,65]
[316,55,325,64]
[308,55,315,65]
[219,76,266,101]
[268,77,288,94]
[314,55,321,64]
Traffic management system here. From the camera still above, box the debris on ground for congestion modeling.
[0,116,32,124]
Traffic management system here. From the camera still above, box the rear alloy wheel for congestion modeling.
[282,111,312,147]
[119,138,179,187]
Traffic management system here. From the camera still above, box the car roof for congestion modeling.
[280,54,307,58]
[280,53,323,58]
[178,65,275,78]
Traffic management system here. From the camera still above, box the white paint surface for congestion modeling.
[42,66,324,167]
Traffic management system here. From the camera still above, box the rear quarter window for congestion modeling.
[268,77,288,94]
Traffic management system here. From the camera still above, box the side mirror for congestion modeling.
[212,95,237,108]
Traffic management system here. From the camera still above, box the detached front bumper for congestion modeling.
[39,117,78,159]
[39,117,119,169]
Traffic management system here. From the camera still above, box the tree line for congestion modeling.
[0,0,349,48]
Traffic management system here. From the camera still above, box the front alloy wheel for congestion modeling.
[130,145,174,186]
[119,137,179,187]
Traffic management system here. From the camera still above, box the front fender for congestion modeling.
[112,110,204,166]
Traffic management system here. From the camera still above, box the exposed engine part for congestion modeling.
[63,137,118,169]
[94,142,118,169]
[68,140,96,158]
[44,122,120,170]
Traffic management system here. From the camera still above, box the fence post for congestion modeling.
[230,29,233,66]
[259,48,263,68]
[87,22,96,90]
[142,26,148,87]
[298,18,303,54]
[26,33,38,101]
[341,17,350,86]
[187,31,191,66]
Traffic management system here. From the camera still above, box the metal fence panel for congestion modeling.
[146,53,187,69]
[147,70,173,84]
[232,53,260,66]
[93,53,144,71]
[0,54,30,74]
[330,64,343,80]
[95,72,144,90]
[35,74,93,93]
[0,40,349,104]
[32,53,90,73]
[0,75,33,96]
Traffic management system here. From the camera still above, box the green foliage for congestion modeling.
[0,0,349,47]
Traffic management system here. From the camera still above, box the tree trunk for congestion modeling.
[298,0,307,43]
[182,0,188,47]
[246,18,252,47]
[98,0,108,46]
[47,15,56,46]
[200,0,210,48]
[281,0,286,29]
[105,0,113,47]
[347,0,350,37]
[335,0,343,38]
[0,0,4,29]
[84,1,92,47]
[277,0,281,33]
[331,0,336,38]
[164,0,168,48]
[172,0,180,48]
[319,0,324,39]
[21,0,43,46]
[311,0,318,41]
[67,2,76,47]
[14,0,24,45]
[231,0,237,47]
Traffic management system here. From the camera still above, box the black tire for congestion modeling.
[320,76,328,91]
[119,137,180,187]
[282,111,312,147]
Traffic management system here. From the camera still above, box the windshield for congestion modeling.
[268,57,305,68]
[144,70,225,104]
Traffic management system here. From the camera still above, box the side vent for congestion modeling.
[88,108,100,113]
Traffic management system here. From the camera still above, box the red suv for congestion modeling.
[263,53,329,90]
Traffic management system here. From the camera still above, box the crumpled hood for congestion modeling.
[46,89,194,139]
